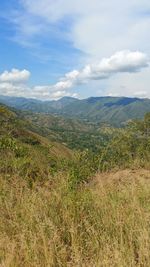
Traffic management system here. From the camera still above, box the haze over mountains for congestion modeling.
[0,95,150,126]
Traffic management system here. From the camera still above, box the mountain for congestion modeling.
[1,95,150,126]
[0,95,78,112]
[47,96,79,109]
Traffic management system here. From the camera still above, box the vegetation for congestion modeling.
[22,111,108,152]
[1,95,150,126]
[1,169,150,266]
[0,104,72,186]
[0,103,150,266]
[99,114,150,171]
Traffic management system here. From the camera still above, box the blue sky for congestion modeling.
[0,0,150,99]
[0,1,82,82]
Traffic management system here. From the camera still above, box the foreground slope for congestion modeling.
[0,105,150,266]
[1,169,150,266]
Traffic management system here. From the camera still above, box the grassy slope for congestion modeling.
[1,105,150,266]
[1,169,150,266]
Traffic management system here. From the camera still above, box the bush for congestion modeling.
[99,114,150,171]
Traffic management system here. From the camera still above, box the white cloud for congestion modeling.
[0,50,149,99]
[53,80,73,90]
[17,0,150,56]
[0,69,30,83]
[6,0,150,58]
[0,69,75,99]
[0,82,30,97]
[21,0,150,23]
[0,81,72,100]
[2,0,150,98]
[106,67,150,98]
[82,50,148,78]
[51,50,149,90]
[134,91,148,98]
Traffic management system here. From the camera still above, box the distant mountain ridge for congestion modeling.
[0,95,150,126]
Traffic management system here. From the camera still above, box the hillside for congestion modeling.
[0,103,106,152]
[0,104,72,182]
[21,111,109,151]
[0,104,72,157]
[1,95,150,126]
[1,103,150,266]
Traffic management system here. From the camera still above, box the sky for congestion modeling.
[0,0,150,100]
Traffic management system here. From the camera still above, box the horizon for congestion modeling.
[0,1,150,99]
[0,94,149,102]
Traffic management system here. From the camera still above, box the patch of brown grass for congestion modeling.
[1,169,150,266]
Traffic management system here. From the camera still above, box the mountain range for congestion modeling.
[0,95,150,126]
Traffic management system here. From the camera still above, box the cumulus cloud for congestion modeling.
[0,69,75,99]
[0,69,30,83]
[0,50,149,99]
[0,82,30,97]
[51,50,149,90]
[0,81,74,100]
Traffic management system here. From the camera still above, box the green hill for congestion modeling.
[0,95,150,126]
[0,104,72,184]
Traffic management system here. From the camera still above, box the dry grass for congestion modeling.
[1,169,150,266]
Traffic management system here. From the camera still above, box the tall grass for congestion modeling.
[1,170,150,266]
